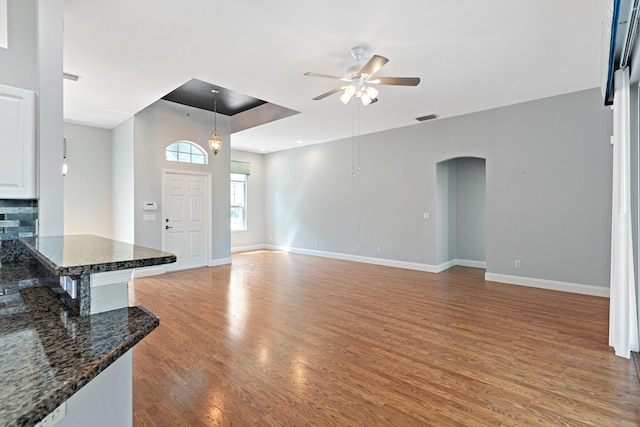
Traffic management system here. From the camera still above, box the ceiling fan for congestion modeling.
[304,46,420,106]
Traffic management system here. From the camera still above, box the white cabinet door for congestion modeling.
[0,84,36,199]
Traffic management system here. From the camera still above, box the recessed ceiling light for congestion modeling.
[296,140,303,144]
[260,148,267,152]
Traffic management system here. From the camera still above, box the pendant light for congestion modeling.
[208,89,222,155]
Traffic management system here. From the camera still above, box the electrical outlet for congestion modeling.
[356,244,361,251]
[377,245,382,253]
[515,260,522,269]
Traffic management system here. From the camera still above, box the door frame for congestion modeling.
[161,168,211,270]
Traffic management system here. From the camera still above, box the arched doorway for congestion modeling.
[435,157,486,271]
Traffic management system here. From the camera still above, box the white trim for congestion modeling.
[209,257,232,267]
[256,246,606,297]
[456,259,487,269]
[264,245,438,273]
[90,269,134,287]
[162,169,211,271]
[436,259,457,272]
[132,265,166,278]
[436,259,487,272]
[231,244,266,253]
[485,272,609,297]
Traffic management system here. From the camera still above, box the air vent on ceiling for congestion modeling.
[416,114,438,122]
[63,72,80,81]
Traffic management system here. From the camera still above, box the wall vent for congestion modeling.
[416,114,439,122]
[63,72,80,81]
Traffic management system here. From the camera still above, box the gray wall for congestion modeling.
[133,100,231,261]
[436,160,456,264]
[455,157,486,262]
[63,122,112,238]
[265,89,613,287]
[230,149,265,250]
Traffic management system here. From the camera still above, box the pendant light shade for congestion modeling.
[208,89,222,155]
[208,131,222,155]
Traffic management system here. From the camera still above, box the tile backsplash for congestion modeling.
[0,199,38,241]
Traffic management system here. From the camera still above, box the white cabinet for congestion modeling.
[0,84,36,199]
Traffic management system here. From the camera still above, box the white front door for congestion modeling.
[162,171,209,271]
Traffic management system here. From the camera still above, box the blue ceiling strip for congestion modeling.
[605,0,622,105]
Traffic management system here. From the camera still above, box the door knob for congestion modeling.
[165,225,173,230]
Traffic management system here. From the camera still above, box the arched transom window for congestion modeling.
[166,141,208,165]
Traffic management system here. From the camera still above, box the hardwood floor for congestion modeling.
[130,250,640,426]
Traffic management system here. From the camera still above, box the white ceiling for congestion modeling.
[63,0,605,154]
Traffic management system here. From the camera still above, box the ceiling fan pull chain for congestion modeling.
[357,105,361,172]
[352,97,356,177]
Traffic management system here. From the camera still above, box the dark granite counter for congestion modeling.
[20,234,176,276]
[0,238,164,426]
[0,275,159,426]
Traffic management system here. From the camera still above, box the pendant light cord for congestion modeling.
[214,93,218,131]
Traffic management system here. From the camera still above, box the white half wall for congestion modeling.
[112,118,134,243]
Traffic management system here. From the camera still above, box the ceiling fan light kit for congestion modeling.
[305,46,420,105]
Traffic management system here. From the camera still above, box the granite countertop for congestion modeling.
[0,276,159,426]
[20,234,176,276]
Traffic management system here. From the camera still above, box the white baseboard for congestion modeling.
[231,244,266,253]
[485,272,609,297]
[251,246,606,297]
[209,257,232,267]
[264,245,438,273]
[436,259,457,272]
[456,259,487,269]
[436,259,487,272]
[132,265,166,278]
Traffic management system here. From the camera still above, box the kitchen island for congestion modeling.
[20,235,176,316]
[0,235,175,426]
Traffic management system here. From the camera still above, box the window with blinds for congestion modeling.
[231,161,250,231]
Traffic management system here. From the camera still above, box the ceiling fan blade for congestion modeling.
[304,72,345,80]
[359,55,389,78]
[312,86,344,100]
[371,77,421,86]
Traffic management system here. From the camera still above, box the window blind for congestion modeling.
[231,160,250,175]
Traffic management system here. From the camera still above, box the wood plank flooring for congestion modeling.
[130,250,640,426]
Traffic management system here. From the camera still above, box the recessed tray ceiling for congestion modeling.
[162,78,267,116]
[161,78,299,134]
